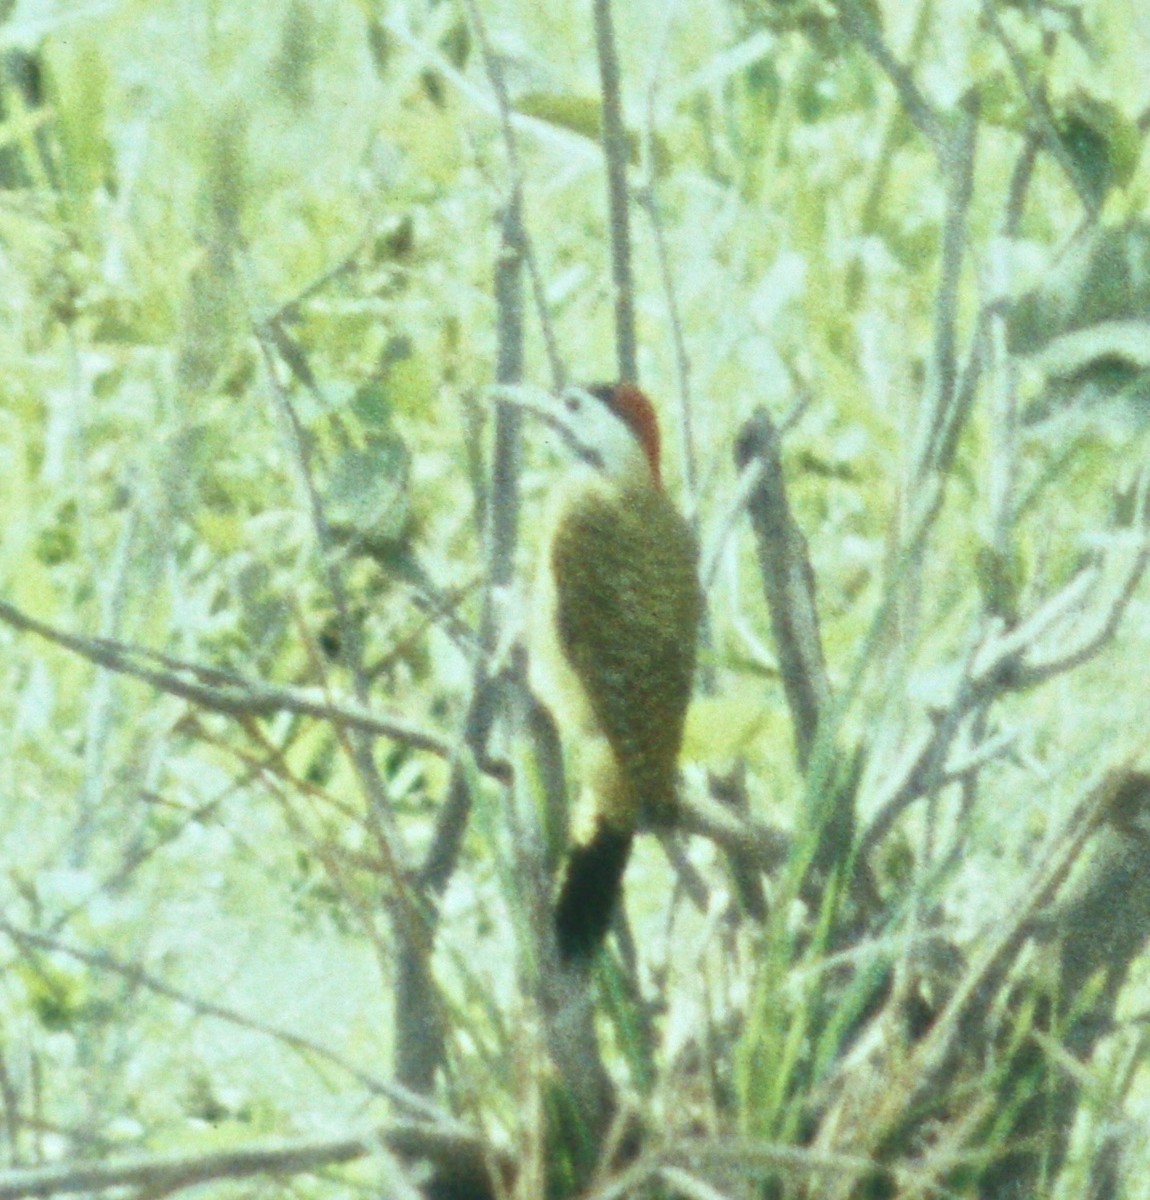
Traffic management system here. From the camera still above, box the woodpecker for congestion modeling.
[526,382,702,963]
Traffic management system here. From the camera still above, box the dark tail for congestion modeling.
[554,823,633,963]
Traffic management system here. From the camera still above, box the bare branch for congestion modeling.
[864,516,1149,858]
[462,0,564,387]
[734,408,831,769]
[1010,537,1150,689]
[936,728,1018,785]
[399,0,566,1096]
[0,1118,497,1200]
[637,185,696,505]
[812,767,1138,1199]
[637,3,697,508]
[860,628,989,856]
[833,0,945,151]
[914,94,979,483]
[255,325,372,706]
[980,0,1099,216]
[678,790,791,876]
[701,458,766,592]
[0,1136,367,1200]
[0,598,455,759]
[1002,130,1041,237]
[253,323,408,926]
[593,0,638,382]
[858,0,935,232]
[585,1133,943,1200]
[0,919,445,1121]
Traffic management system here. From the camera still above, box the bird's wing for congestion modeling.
[550,484,702,824]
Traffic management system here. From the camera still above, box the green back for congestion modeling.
[550,483,702,829]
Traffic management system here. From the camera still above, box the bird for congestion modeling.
[524,382,703,964]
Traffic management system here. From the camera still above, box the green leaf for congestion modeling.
[975,543,1024,626]
[325,434,411,553]
[1007,222,1150,355]
[516,92,606,144]
[1056,93,1141,206]
[351,379,392,430]
[515,92,660,166]
[21,964,85,1032]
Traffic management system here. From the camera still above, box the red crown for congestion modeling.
[585,382,662,487]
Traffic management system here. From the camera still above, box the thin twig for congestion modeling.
[584,1133,941,1200]
[0,598,455,758]
[980,0,1099,216]
[864,516,1149,857]
[858,0,935,231]
[812,765,1140,1200]
[255,326,367,699]
[399,0,547,1097]
[833,0,945,151]
[0,1136,367,1200]
[593,0,638,382]
[253,322,404,902]
[971,564,1098,681]
[418,197,528,888]
[0,920,446,1121]
[0,1118,496,1200]
[638,187,696,502]
[418,0,556,903]
[262,224,378,326]
[678,791,791,876]
[734,408,831,769]
[1002,130,1040,238]
[702,457,767,591]
[1010,537,1150,689]
[888,768,1137,1112]
[462,0,564,387]
[638,0,697,507]
[936,728,1017,785]
[860,626,989,856]
[914,95,979,483]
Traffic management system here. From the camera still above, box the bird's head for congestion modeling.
[509,382,663,489]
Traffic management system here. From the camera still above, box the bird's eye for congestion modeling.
[564,394,581,414]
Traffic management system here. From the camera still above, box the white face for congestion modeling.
[539,387,650,483]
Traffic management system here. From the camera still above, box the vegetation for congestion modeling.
[1,0,1150,1196]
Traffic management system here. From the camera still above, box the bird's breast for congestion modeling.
[527,475,613,739]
